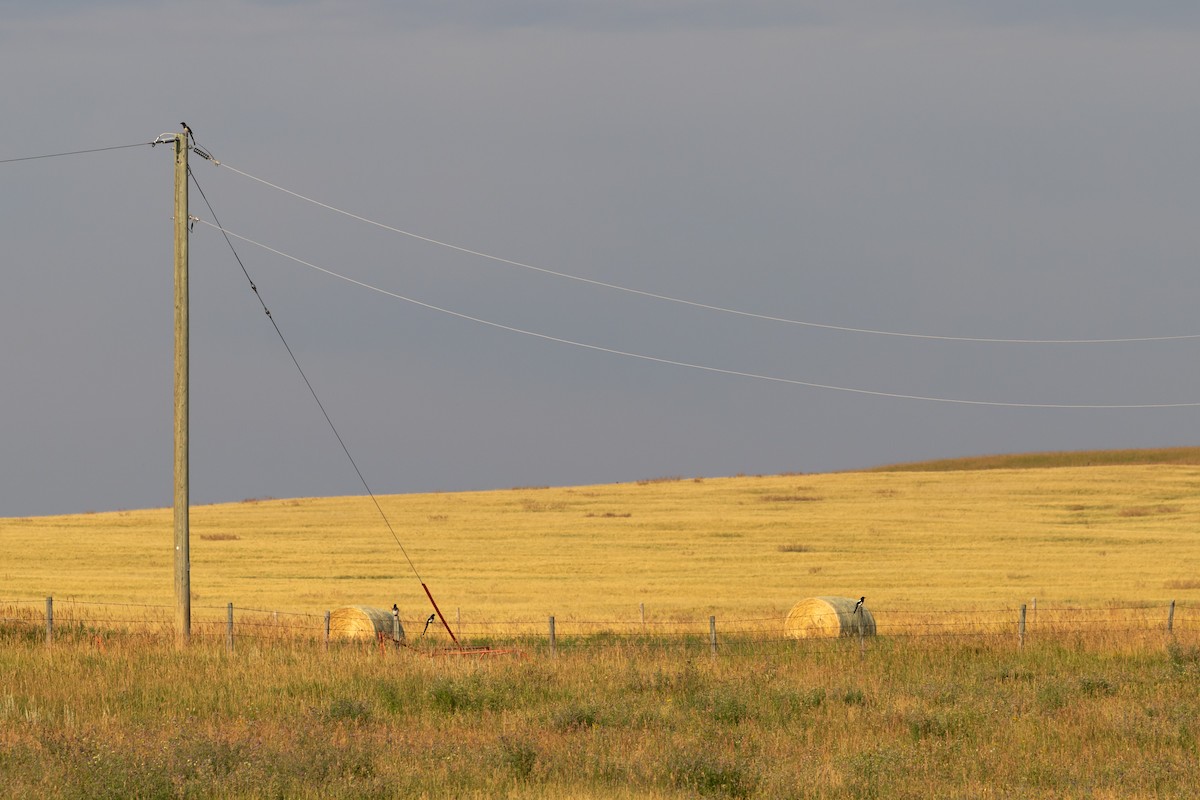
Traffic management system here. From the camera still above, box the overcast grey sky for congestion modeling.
[2,1,1199,517]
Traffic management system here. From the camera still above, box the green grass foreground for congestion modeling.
[3,626,1199,799]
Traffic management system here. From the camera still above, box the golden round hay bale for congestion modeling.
[784,596,876,639]
[329,605,404,641]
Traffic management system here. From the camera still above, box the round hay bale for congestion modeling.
[784,596,876,639]
[330,606,404,641]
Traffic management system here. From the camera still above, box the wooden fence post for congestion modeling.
[45,596,53,646]
[549,616,557,657]
[709,616,718,657]
[226,603,234,653]
[640,603,646,626]
[324,611,331,651]
[1168,600,1176,634]
[1019,604,1027,649]
[392,606,402,645]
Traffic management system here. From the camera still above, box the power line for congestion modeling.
[206,159,1200,346]
[190,217,1200,410]
[187,170,427,586]
[0,141,154,164]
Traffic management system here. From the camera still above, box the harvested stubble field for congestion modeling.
[2,448,1200,796]
[3,450,1200,623]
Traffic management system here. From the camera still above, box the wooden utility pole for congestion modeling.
[173,127,190,647]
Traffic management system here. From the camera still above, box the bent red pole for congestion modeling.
[422,583,462,649]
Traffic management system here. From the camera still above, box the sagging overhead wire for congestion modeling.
[187,168,420,575]
[201,159,1200,346]
[189,216,1200,410]
[0,141,155,165]
[187,168,463,647]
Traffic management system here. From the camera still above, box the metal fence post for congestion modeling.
[226,603,234,653]
[549,615,557,657]
[1168,600,1176,634]
[1019,604,1027,649]
[858,612,866,660]
[45,596,53,646]
[709,615,718,657]
[324,610,331,651]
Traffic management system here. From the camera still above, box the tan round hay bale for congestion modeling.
[330,606,404,641]
[784,596,876,639]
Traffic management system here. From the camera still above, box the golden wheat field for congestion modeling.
[3,450,1199,633]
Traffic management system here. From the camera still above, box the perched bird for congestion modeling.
[853,597,865,615]
[421,613,436,636]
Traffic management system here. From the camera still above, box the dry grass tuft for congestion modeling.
[1119,505,1182,517]
[520,499,567,512]
[760,494,822,503]
[1165,579,1200,590]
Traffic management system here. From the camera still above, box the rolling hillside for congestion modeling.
[2,449,1198,620]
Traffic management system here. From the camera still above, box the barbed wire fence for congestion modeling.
[1,596,1194,658]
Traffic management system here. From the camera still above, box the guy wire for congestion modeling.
[187,166,426,586]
